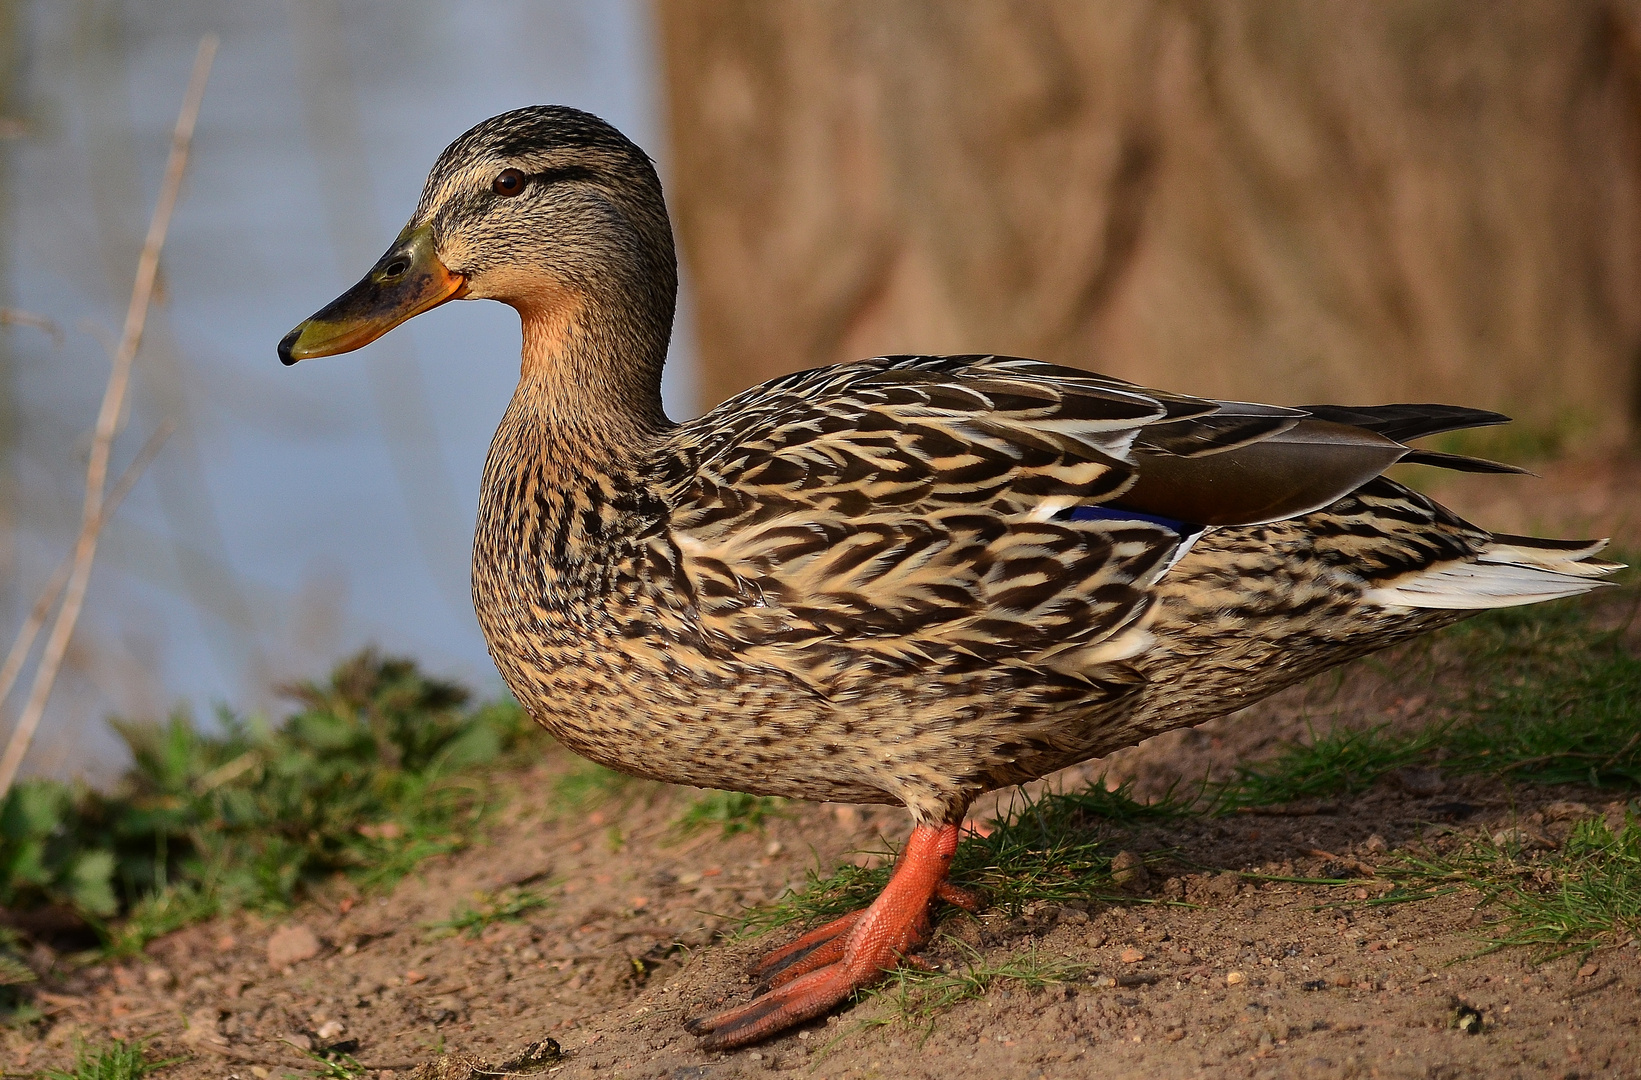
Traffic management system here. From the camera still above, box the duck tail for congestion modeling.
[1362,535,1625,611]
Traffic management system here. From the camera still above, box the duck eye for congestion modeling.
[492,168,527,197]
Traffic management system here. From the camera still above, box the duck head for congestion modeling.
[279,106,677,414]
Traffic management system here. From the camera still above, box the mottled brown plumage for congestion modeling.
[280,105,1622,1047]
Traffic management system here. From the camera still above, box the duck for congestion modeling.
[278,105,1621,1049]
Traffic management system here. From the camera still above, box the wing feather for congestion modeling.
[647,354,1559,690]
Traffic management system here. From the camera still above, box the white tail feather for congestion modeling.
[1364,538,1623,611]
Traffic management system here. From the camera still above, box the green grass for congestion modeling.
[0,650,538,967]
[1212,590,1639,810]
[672,791,788,837]
[551,759,633,810]
[425,885,552,939]
[854,941,1090,1035]
[305,1048,368,1080]
[743,778,1181,935]
[1211,722,1443,812]
[1390,808,1641,958]
[42,1039,179,1080]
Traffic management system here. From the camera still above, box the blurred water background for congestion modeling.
[0,0,693,781]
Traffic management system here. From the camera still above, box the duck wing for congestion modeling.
[649,355,1509,683]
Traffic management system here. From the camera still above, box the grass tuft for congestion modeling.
[855,940,1089,1034]
[745,778,1182,935]
[673,791,788,837]
[425,886,552,939]
[1211,591,1639,811]
[42,1039,179,1080]
[551,760,633,810]
[1211,723,1442,812]
[1390,806,1641,959]
[1440,599,1641,788]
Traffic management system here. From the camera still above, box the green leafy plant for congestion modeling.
[0,650,537,962]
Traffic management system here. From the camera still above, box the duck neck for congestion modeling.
[509,287,673,464]
[478,295,672,596]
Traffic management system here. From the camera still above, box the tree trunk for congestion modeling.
[660,0,1641,448]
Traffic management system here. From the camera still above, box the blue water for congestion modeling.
[0,1,693,779]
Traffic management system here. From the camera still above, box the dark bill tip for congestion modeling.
[277,326,302,366]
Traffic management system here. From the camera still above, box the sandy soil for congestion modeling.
[4,457,1637,1080]
[9,680,1637,1080]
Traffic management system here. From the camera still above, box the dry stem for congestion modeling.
[0,422,174,711]
[0,34,217,796]
[0,307,63,346]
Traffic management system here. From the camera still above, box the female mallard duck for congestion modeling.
[280,106,1619,1048]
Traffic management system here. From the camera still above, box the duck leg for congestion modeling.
[684,821,979,1050]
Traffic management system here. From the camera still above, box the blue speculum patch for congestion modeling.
[1062,504,1195,534]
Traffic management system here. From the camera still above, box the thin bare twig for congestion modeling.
[0,307,63,346]
[0,34,216,797]
[0,422,174,710]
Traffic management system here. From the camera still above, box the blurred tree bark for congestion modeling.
[659,1,1641,447]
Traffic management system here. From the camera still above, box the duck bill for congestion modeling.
[278,225,467,364]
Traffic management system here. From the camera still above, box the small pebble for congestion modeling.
[1110,851,1150,893]
[1225,971,1246,986]
[404,970,427,984]
[1120,947,1145,964]
[1491,826,1553,851]
[265,924,321,968]
[1543,801,1592,823]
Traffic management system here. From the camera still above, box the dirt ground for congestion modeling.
[5,455,1638,1080]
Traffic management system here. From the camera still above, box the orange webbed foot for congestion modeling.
[684,822,974,1050]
